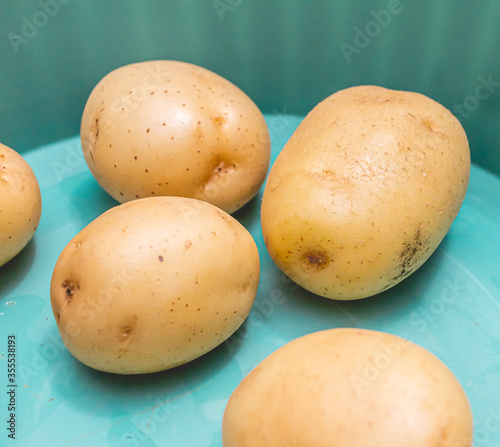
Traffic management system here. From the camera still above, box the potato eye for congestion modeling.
[61,280,79,302]
[302,251,330,270]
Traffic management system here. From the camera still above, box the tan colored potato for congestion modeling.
[223,328,473,447]
[80,60,270,214]
[261,86,470,300]
[0,143,42,267]
[50,196,260,374]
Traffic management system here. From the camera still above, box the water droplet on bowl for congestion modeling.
[5,301,15,306]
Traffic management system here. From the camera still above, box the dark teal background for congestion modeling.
[1,0,500,174]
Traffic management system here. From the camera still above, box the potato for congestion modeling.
[261,86,470,300]
[50,196,260,374]
[223,328,473,447]
[80,60,270,214]
[0,143,42,267]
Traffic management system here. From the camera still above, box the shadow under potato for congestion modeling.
[269,234,452,330]
[61,172,120,224]
[69,325,245,404]
[231,191,262,230]
[0,238,37,298]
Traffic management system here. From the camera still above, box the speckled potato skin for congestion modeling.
[261,86,470,300]
[0,143,42,267]
[223,328,473,447]
[80,60,270,214]
[50,196,260,374]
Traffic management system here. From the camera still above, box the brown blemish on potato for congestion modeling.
[89,146,95,163]
[87,117,100,157]
[94,118,99,139]
[158,255,164,262]
[302,250,330,270]
[214,116,224,126]
[61,280,79,302]
[393,227,427,281]
[184,240,192,252]
[422,117,435,131]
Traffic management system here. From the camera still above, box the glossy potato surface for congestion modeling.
[50,197,260,374]
[0,143,42,267]
[81,60,270,214]
[261,86,470,300]
[223,328,473,447]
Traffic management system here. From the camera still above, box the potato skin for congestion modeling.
[261,86,470,300]
[50,197,260,374]
[222,328,473,447]
[0,143,42,267]
[80,60,270,214]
